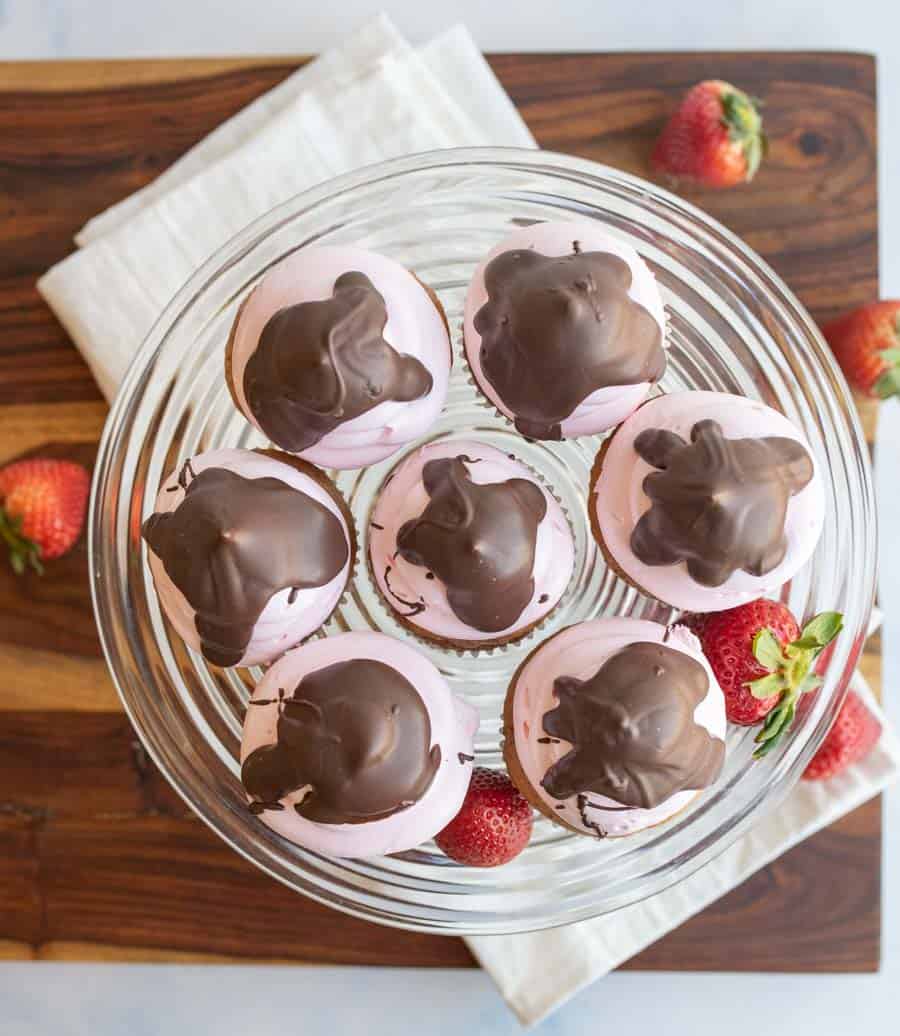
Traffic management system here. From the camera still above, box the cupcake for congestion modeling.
[240,631,479,857]
[369,440,574,648]
[503,618,726,838]
[226,246,451,469]
[142,448,353,667]
[463,220,666,440]
[590,391,824,612]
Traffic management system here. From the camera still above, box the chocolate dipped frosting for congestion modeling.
[395,456,547,633]
[241,659,441,823]
[473,248,665,440]
[540,642,724,809]
[243,271,433,452]
[142,466,348,666]
[631,419,814,587]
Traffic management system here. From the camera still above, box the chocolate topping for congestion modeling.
[630,419,814,587]
[241,659,441,824]
[243,271,433,452]
[142,466,348,666]
[395,456,547,632]
[540,642,723,810]
[473,249,665,439]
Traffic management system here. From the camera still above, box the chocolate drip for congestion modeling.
[631,419,814,587]
[396,456,547,633]
[243,271,433,452]
[241,660,441,824]
[473,249,665,440]
[142,466,348,666]
[540,642,724,810]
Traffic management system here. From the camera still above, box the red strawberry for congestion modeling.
[803,691,881,780]
[822,301,900,399]
[0,458,90,574]
[695,600,843,758]
[435,767,532,867]
[652,80,765,188]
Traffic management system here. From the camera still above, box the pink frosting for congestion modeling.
[511,618,726,837]
[145,448,351,667]
[228,246,451,469]
[240,632,479,857]
[593,391,825,612]
[462,221,667,437]
[369,440,574,644]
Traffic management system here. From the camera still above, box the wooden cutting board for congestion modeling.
[0,51,882,970]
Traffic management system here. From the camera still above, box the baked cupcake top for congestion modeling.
[369,440,574,645]
[240,632,479,857]
[463,221,667,440]
[142,448,352,667]
[510,618,726,837]
[227,246,451,469]
[593,391,824,612]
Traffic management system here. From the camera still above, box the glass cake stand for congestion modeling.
[89,148,876,935]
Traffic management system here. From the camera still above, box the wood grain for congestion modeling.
[0,51,881,970]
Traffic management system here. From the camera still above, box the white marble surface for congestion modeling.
[0,3,898,1034]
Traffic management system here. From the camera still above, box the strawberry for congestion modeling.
[803,691,881,780]
[694,600,843,758]
[821,301,900,399]
[652,80,766,188]
[435,767,532,867]
[0,458,90,574]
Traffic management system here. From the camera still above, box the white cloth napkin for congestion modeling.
[36,15,900,1029]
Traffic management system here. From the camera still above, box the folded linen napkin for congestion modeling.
[36,15,898,1028]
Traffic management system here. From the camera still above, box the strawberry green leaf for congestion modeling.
[874,368,900,400]
[0,507,44,576]
[756,701,793,740]
[878,348,900,365]
[744,134,765,180]
[799,674,824,695]
[752,627,785,671]
[753,701,796,759]
[720,89,765,181]
[794,611,844,650]
[747,673,785,700]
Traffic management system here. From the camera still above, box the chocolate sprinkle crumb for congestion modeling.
[457,752,475,764]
